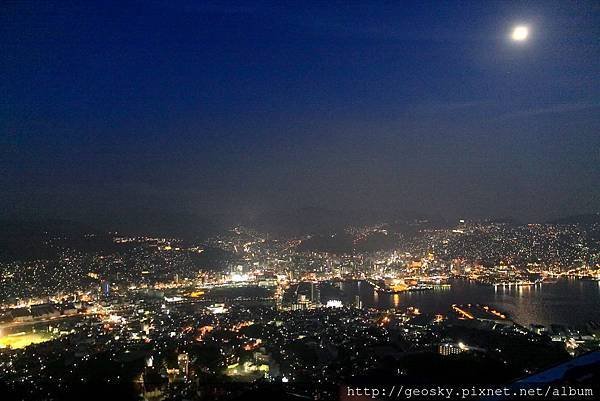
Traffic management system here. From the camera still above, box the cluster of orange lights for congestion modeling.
[243,338,262,351]
[231,321,254,332]
[453,304,508,320]
[452,305,474,320]
[482,306,507,319]
[195,325,214,342]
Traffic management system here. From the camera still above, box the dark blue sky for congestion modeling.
[1,1,599,223]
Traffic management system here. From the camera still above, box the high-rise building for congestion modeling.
[101,281,110,297]
[294,294,310,310]
[310,282,321,305]
[438,343,464,356]
[178,353,189,377]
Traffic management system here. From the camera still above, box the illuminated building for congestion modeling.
[438,343,464,356]
[354,295,362,309]
[178,353,189,377]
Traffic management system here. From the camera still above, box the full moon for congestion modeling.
[512,25,529,41]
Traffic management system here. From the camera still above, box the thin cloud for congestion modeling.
[416,100,488,112]
[497,103,600,121]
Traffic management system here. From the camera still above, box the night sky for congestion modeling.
[2,1,599,224]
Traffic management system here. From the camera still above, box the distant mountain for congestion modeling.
[239,206,445,236]
[0,218,98,237]
[549,213,600,225]
[91,209,219,240]
[0,219,114,262]
[246,207,355,235]
[297,231,400,254]
[486,217,521,225]
[0,211,221,261]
